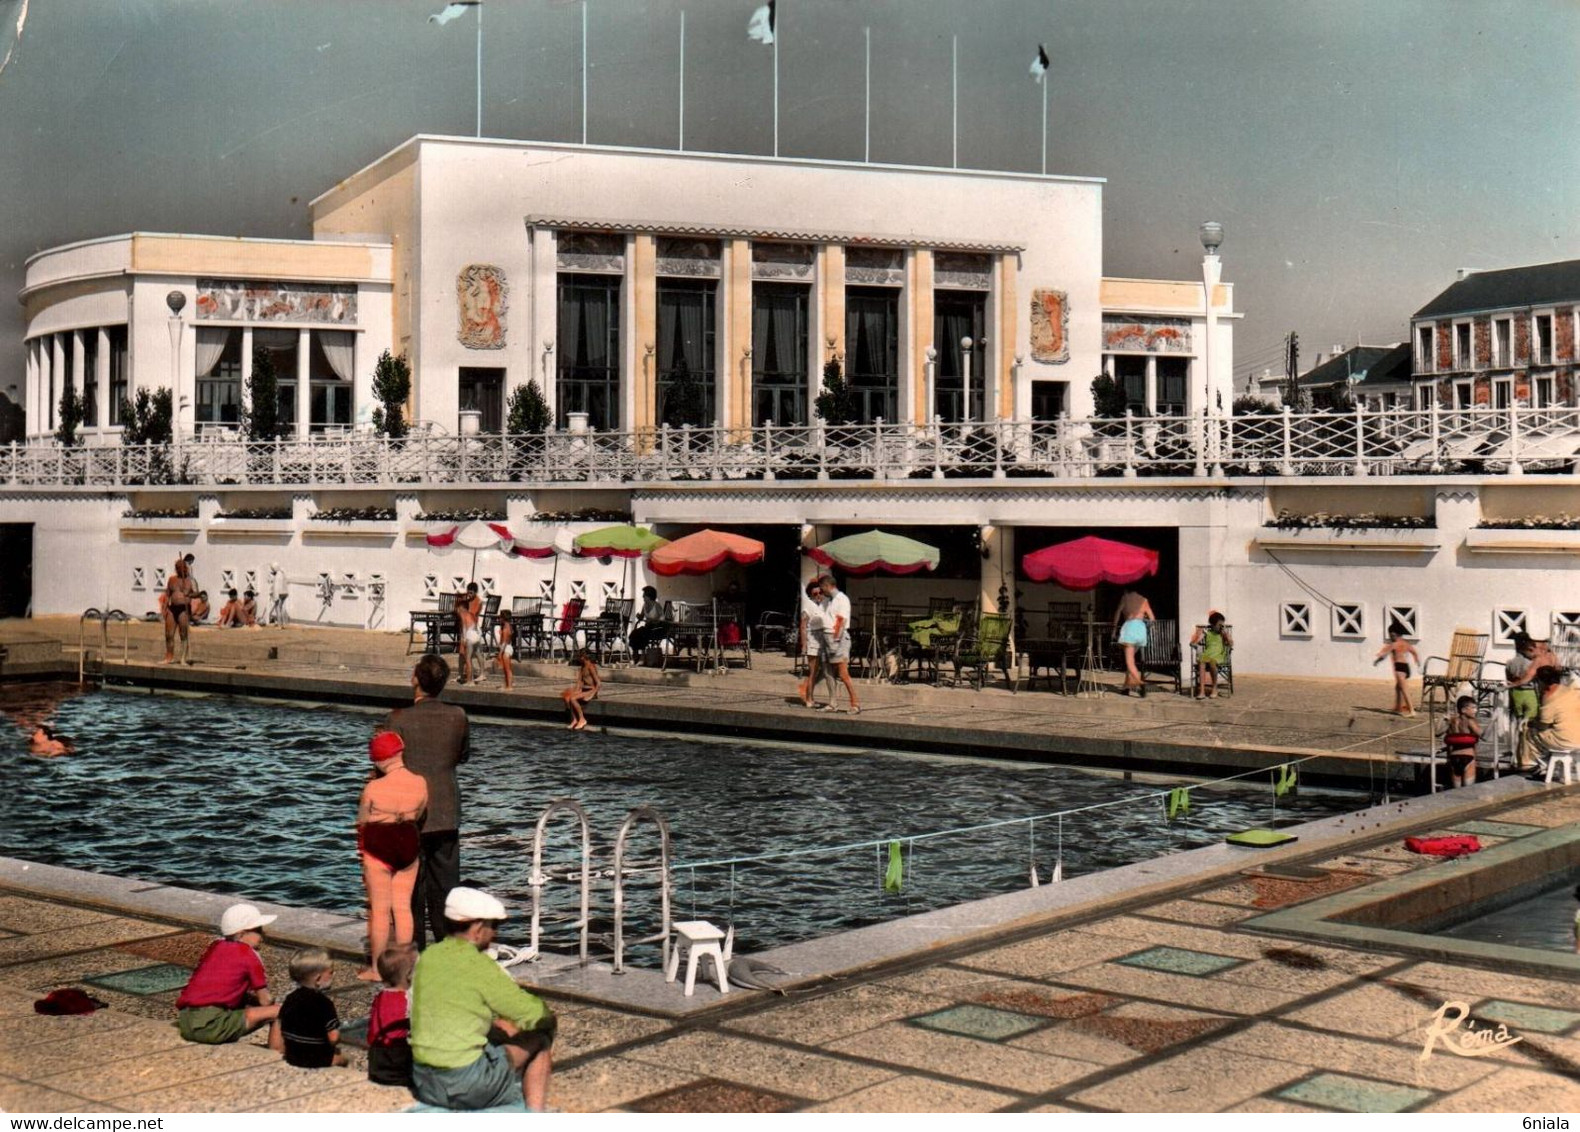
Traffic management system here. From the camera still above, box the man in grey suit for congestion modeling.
[384,654,470,947]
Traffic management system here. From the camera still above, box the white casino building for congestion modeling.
[8,135,1577,682]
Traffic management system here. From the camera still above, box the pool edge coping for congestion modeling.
[0,774,1554,1020]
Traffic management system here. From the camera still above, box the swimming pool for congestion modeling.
[2,682,1366,960]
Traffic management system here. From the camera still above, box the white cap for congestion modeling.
[219,903,277,937]
[444,887,508,922]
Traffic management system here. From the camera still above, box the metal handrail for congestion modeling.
[527,798,592,966]
[611,804,672,975]
[76,608,131,682]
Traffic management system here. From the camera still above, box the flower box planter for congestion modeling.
[207,518,296,542]
[303,520,400,543]
[1464,528,1580,555]
[1253,525,1441,553]
[118,516,201,540]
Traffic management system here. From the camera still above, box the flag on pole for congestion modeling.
[747,1,774,45]
[1030,43,1049,83]
[430,2,476,25]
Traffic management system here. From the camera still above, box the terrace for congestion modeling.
[6,405,1580,489]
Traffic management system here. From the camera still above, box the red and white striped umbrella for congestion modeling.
[425,520,514,583]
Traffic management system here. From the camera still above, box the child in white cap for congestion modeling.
[175,902,279,1043]
[409,887,557,1112]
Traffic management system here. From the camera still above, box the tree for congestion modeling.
[814,356,858,425]
[55,385,86,448]
[1311,385,1354,413]
[1089,373,1129,418]
[371,350,412,439]
[506,379,552,435]
[1231,394,1278,415]
[244,346,281,441]
[121,387,173,446]
[660,355,705,428]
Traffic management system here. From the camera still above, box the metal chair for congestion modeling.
[597,597,635,665]
[1189,622,1234,697]
[1421,628,1490,717]
[950,612,1013,690]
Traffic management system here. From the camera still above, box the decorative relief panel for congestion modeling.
[845,246,904,287]
[195,279,357,323]
[751,241,815,282]
[656,238,721,278]
[935,252,991,290]
[1029,289,1070,364]
[556,231,625,273]
[456,264,507,350]
[1102,315,1192,354]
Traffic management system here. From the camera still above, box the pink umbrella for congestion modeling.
[1022,536,1158,591]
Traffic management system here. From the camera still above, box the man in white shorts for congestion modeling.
[798,579,836,708]
[820,575,860,715]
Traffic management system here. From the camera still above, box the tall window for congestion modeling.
[933,292,986,422]
[557,273,621,430]
[1156,357,1189,415]
[1454,321,1472,370]
[751,283,808,426]
[107,326,128,426]
[1416,325,1435,373]
[458,367,505,433]
[1534,313,1554,365]
[845,287,899,423]
[1113,356,1147,413]
[195,328,242,427]
[253,329,299,432]
[1493,378,1512,410]
[81,331,98,427]
[656,279,716,428]
[309,330,355,431]
[1492,317,1512,367]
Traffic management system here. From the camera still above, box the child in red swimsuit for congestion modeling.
[1444,694,1482,788]
[367,943,417,1088]
[357,732,428,981]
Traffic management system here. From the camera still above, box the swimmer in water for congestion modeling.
[29,724,69,757]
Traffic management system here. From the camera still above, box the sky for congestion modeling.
[0,0,1576,404]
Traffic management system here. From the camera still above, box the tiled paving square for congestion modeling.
[805,1077,1013,1113]
[1418,1067,1580,1112]
[1115,946,1243,977]
[825,1021,1098,1094]
[1277,1072,1432,1112]
[876,964,1004,998]
[548,1005,671,1060]
[0,896,121,934]
[723,983,944,1045]
[1082,915,1270,959]
[85,964,193,996]
[1057,961,1297,1015]
[1212,1021,1498,1091]
[1193,871,1372,910]
[1068,1045,1308,1112]
[1473,999,1580,1035]
[624,1031,891,1102]
[33,1037,278,1101]
[122,1059,367,1113]
[246,1080,413,1113]
[0,919,180,966]
[909,1004,1046,1041]
[956,930,1153,980]
[552,1057,701,1113]
[971,983,1120,1020]
[1400,963,1580,1012]
[0,1079,123,1114]
[116,931,212,968]
[1134,900,1261,927]
[627,1079,801,1113]
[1283,981,1439,1041]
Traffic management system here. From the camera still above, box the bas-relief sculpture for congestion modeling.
[195,279,357,323]
[1102,315,1192,354]
[1029,288,1070,364]
[457,264,507,350]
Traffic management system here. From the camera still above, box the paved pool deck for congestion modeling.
[5,616,1578,1112]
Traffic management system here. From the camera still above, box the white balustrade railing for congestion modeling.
[8,405,1580,489]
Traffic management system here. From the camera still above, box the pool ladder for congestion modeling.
[524,798,672,975]
[76,609,132,682]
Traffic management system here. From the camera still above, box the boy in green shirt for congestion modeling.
[410,887,556,1111]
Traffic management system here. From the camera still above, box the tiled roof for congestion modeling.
[1298,344,1411,388]
[1414,259,1580,319]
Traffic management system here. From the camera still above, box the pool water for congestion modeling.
[1438,874,1580,953]
[2,683,1365,959]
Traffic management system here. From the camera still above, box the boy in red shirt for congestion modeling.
[175,902,280,1044]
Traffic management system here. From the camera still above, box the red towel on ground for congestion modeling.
[1403,835,1481,858]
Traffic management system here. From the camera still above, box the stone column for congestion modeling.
[296,328,311,438]
[630,234,657,434]
[820,245,846,389]
[95,328,111,429]
[978,524,1010,613]
[25,341,38,438]
[51,334,65,432]
[996,254,1017,420]
[239,327,253,418]
[725,238,752,434]
[909,250,934,426]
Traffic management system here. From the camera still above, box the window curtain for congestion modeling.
[318,330,355,381]
[675,292,705,373]
[194,328,232,378]
[582,289,610,370]
[936,307,971,380]
[558,288,586,368]
[252,328,297,350]
[849,296,893,380]
[658,294,681,373]
[770,292,801,377]
[751,296,772,373]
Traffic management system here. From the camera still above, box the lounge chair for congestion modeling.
[1135,618,1182,694]
[1189,622,1234,697]
[1420,628,1490,716]
[951,612,1013,690]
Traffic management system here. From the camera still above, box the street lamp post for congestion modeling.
[1198,222,1223,476]
[166,290,186,475]
[961,336,974,423]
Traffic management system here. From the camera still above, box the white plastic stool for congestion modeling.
[1545,752,1575,785]
[665,920,729,996]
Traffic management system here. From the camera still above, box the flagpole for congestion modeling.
[475,1,482,138]
[951,35,958,169]
[864,26,870,163]
[772,17,779,157]
[678,10,685,150]
[1041,68,1047,176]
[580,0,588,145]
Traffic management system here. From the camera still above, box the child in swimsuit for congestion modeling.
[1443,694,1482,788]
[563,650,600,731]
[495,611,515,690]
[1374,630,1421,717]
[1190,611,1232,699]
[366,944,416,1088]
[356,731,428,981]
